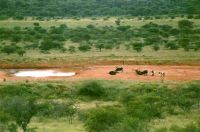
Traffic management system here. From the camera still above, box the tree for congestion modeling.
[132,43,143,52]
[165,42,179,50]
[17,47,26,56]
[2,97,37,132]
[178,20,194,32]
[40,39,64,51]
[1,45,16,55]
[95,43,104,52]
[68,46,76,53]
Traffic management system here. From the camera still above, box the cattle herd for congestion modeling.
[109,66,166,78]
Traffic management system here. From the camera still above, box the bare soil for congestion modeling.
[0,65,200,82]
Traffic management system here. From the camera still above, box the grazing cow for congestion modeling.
[109,71,117,75]
[115,67,123,73]
[135,69,148,76]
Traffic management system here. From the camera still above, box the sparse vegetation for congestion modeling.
[0,81,199,132]
[0,0,199,132]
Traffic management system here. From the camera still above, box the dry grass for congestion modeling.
[149,110,200,132]
[0,17,200,28]
[29,118,85,132]
[0,46,199,68]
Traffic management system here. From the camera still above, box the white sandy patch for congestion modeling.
[14,70,76,78]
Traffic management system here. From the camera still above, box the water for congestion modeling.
[14,70,76,78]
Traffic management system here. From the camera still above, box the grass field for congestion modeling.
[0,17,200,28]
[0,46,199,68]
[0,17,200,67]
[0,80,199,132]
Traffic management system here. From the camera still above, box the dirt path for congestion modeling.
[0,65,200,82]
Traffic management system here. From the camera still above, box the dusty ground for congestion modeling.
[0,65,200,82]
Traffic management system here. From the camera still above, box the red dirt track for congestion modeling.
[0,65,200,82]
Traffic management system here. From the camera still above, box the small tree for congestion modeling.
[115,19,121,26]
[132,43,143,52]
[17,48,26,56]
[95,43,104,52]
[68,46,76,53]
[3,97,37,132]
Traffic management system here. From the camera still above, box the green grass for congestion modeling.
[0,80,199,132]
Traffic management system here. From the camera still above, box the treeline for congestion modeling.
[0,81,200,131]
[0,0,200,19]
[0,19,199,55]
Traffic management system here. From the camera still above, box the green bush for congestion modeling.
[78,44,91,52]
[132,43,143,52]
[85,107,123,132]
[77,81,106,99]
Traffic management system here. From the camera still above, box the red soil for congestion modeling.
[0,65,200,82]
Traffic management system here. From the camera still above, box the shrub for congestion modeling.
[115,19,121,25]
[17,47,26,56]
[152,44,160,51]
[1,45,17,55]
[68,46,76,53]
[38,101,77,122]
[126,100,162,121]
[39,40,64,51]
[77,81,106,99]
[85,108,123,132]
[78,44,91,52]
[165,42,179,50]
[132,43,143,52]
[33,23,40,26]
[187,15,194,19]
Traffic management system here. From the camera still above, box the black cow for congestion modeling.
[109,71,117,75]
[135,69,148,76]
[115,67,123,73]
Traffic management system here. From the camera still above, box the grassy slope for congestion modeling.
[0,46,199,68]
[0,17,200,67]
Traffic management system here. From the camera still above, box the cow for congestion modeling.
[109,71,117,75]
[135,69,148,76]
[115,66,123,73]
